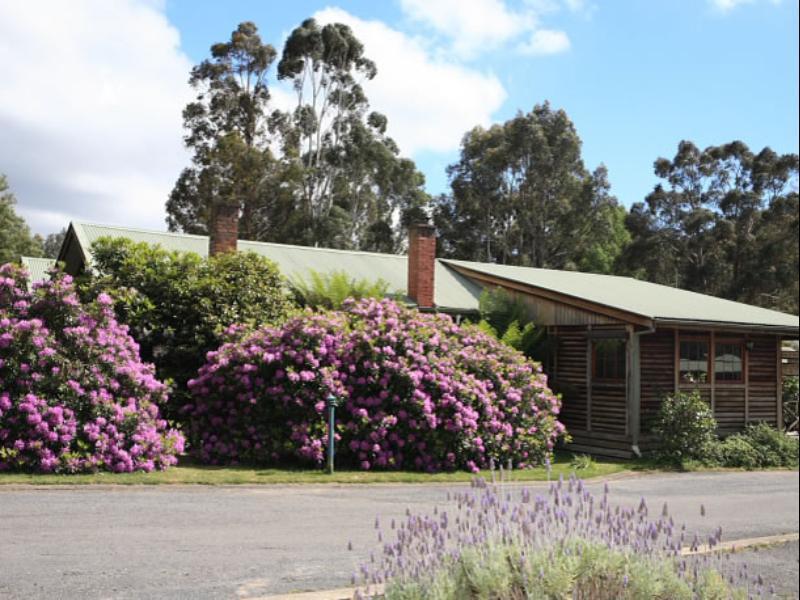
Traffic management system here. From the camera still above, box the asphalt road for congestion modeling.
[0,470,797,599]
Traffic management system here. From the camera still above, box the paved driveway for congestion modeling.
[1,470,797,599]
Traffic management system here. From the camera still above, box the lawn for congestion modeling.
[0,451,644,486]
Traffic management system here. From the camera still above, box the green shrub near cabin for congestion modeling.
[79,237,292,421]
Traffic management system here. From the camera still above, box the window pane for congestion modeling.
[715,343,742,382]
[680,340,708,383]
[594,340,626,380]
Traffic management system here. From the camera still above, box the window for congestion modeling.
[679,339,709,383]
[593,340,626,381]
[715,342,743,382]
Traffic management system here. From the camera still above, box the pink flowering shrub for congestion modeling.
[0,264,184,473]
[184,298,565,472]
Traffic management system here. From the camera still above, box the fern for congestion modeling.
[292,269,393,309]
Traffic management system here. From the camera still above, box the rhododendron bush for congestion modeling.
[0,264,184,473]
[185,298,565,471]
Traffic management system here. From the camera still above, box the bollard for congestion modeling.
[326,394,338,474]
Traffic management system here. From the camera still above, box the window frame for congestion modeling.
[678,335,711,384]
[713,339,745,384]
[592,339,627,383]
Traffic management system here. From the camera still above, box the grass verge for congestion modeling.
[0,452,645,486]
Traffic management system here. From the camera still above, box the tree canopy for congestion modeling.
[621,140,799,312]
[0,174,44,264]
[167,19,428,252]
[433,103,628,272]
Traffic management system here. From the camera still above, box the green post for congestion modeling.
[326,394,338,474]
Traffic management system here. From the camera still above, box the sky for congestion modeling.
[0,0,798,237]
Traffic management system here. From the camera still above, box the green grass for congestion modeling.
[0,452,641,486]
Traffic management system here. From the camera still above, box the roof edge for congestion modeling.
[654,318,799,336]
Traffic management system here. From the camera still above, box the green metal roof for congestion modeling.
[19,256,56,288]
[62,222,482,312]
[443,259,799,331]
[59,221,798,330]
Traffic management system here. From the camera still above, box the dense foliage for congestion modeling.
[0,264,183,473]
[652,391,717,464]
[0,174,44,264]
[783,375,798,431]
[476,286,549,362]
[167,20,428,252]
[433,103,629,272]
[81,237,292,418]
[654,391,798,468]
[291,269,393,309]
[184,298,565,471]
[711,423,798,470]
[622,141,799,313]
[355,474,758,599]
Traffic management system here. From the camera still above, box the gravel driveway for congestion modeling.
[1,470,797,599]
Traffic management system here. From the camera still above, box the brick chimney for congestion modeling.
[407,223,436,309]
[209,202,239,255]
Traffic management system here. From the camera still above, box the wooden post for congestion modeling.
[674,329,680,393]
[586,325,592,432]
[626,325,641,446]
[744,336,750,424]
[777,337,783,429]
[710,330,716,417]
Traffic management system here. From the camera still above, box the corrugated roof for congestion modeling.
[62,222,798,329]
[443,259,799,330]
[66,222,482,312]
[19,256,56,288]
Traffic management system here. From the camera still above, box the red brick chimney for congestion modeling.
[407,223,436,309]
[209,202,239,255]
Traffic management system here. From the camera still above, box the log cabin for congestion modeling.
[41,220,800,458]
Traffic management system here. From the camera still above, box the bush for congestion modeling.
[716,423,799,469]
[0,264,183,473]
[291,269,393,309]
[783,375,798,430]
[478,287,550,362]
[357,475,754,600]
[184,298,566,471]
[80,238,292,419]
[653,391,717,464]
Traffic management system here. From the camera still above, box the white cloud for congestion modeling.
[708,0,781,11]
[400,0,573,58]
[313,7,507,155]
[518,29,571,55]
[0,0,193,235]
[400,0,534,57]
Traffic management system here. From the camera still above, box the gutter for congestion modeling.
[654,318,799,337]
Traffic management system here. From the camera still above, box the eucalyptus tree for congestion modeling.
[435,103,627,272]
[622,140,799,311]
[166,21,278,239]
[270,18,427,250]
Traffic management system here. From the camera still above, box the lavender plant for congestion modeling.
[0,264,184,473]
[184,298,566,471]
[353,471,768,599]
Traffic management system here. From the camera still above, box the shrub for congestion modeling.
[354,474,755,599]
[184,298,566,471]
[80,237,292,419]
[478,287,549,362]
[714,435,760,470]
[653,391,717,464]
[291,269,393,309]
[783,375,798,430]
[0,264,183,473]
[717,423,799,469]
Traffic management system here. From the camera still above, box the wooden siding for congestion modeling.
[552,328,587,431]
[748,335,778,426]
[640,329,674,432]
[590,382,626,433]
[509,289,621,327]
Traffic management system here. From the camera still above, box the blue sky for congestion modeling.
[165,0,799,206]
[0,0,797,235]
